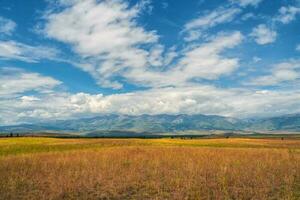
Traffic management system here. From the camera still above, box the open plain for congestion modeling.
[0,137,299,200]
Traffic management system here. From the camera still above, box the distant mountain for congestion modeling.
[0,114,244,133]
[1,113,300,134]
[248,113,300,131]
[42,114,245,132]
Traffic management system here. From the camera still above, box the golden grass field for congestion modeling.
[0,137,299,200]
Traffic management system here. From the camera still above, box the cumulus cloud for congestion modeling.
[250,24,277,45]
[43,0,160,89]
[0,16,16,35]
[125,32,243,87]
[183,6,241,41]
[2,85,300,125]
[0,67,62,124]
[42,0,243,89]
[176,32,243,80]
[5,65,299,124]
[1,62,300,124]
[247,5,300,48]
[275,6,300,24]
[0,67,62,97]
[45,0,158,56]
[0,40,60,62]
[248,5,300,47]
[246,60,300,86]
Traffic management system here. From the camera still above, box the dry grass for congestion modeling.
[0,138,299,200]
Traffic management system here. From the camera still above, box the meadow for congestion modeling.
[0,137,299,200]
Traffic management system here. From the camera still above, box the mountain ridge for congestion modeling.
[1,113,300,134]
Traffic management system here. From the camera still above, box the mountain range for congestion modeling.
[1,113,300,134]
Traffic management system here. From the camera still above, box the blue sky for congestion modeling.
[1,0,300,125]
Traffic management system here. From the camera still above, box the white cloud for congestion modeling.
[296,44,300,51]
[0,40,60,62]
[0,67,62,125]
[185,7,240,30]
[248,5,300,48]
[183,6,241,41]
[250,24,277,45]
[148,44,165,67]
[0,17,16,35]
[275,6,300,24]
[43,0,243,89]
[246,60,300,86]
[20,96,41,102]
[0,67,61,97]
[231,0,263,7]
[125,32,243,87]
[43,0,159,89]
[138,0,154,15]
[0,64,299,125]
[184,30,202,42]
[176,32,243,80]
[2,85,300,125]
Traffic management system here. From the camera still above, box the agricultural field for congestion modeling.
[0,137,299,200]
